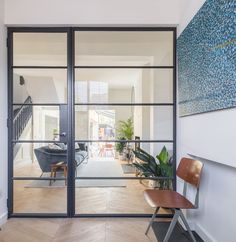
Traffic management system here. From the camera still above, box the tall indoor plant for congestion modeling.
[115,118,134,158]
[116,117,134,140]
[133,146,173,189]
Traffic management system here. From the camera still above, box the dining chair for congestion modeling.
[144,157,203,242]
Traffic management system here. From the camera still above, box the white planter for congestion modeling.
[148,180,159,188]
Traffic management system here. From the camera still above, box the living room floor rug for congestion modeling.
[121,164,136,174]
[25,160,126,188]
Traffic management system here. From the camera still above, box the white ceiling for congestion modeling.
[4,0,187,25]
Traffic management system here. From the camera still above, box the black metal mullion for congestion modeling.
[74,66,174,69]
[173,28,177,191]
[12,140,174,143]
[10,213,173,219]
[13,103,174,106]
[10,213,68,218]
[74,103,174,106]
[11,140,171,143]
[13,176,174,181]
[8,29,14,217]
[12,66,67,69]
[8,27,69,33]
[13,177,67,181]
[73,27,176,32]
[13,103,66,106]
[74,177,174,180]
[67,28,75,218]
[12,140,66,143]
[74,214,173,218]
[74,140,174,143]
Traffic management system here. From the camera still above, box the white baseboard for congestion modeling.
[0,211,8,226]
[187,221,216,242]
[194,223,217,242]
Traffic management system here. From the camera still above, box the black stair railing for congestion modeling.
[13,96,33,141]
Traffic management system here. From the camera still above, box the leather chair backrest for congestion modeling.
[177,157,203,188]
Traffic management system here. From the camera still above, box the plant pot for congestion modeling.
[115,151,119,159]
[118,152,125,161]
[148,180,159,188]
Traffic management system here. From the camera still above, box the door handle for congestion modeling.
[59,132,67,137]
[54,132,67,137]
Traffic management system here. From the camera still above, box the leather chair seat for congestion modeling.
[144,189,195,209]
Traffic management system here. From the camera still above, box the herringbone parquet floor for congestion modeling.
[13,161,170,215]
[0,218,158,242]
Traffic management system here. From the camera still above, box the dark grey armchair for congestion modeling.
[34,146,88,174]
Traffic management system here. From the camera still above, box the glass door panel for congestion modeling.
[13,180,67,213]
[74,141,173,214]
[75,31,173,66]
[74,29,175,216]
[74,105,173,141]
[11,31,68,215]
[13,32,67,66]
[13,69,67,104]
[75,68,173,104]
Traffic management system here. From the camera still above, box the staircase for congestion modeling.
[13,96,33,157]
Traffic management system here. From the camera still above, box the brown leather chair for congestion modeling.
[144,157,203,242]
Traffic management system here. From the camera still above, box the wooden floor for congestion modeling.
[13,160,170,215]
[5,159,173,242]
[0,217,160,242]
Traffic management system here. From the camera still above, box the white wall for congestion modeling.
[178,1,236,241]
[13,74,29,104]
[178,113,236,242]
[109,88,132,129]
[4,0,183,26]
[0,0,8,226]
[177,0,206,36]
[179,110,236,168]
[14,121,33,165]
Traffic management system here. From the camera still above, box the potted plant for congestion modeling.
[115,118,134,160]
[115,136,126,159]
[116,117,134,140]
[133,146,173,189]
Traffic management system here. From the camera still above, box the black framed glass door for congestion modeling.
[73,29,176,216]
[8,28,70,216]
[8,27,176,218]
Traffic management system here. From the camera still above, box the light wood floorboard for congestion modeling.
[0,218,159,242]
[13,161,171,215]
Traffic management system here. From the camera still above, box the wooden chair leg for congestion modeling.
[50,169,54,186]
[53,169,57,183]
[145,207,160,235]
[64,166,67,185]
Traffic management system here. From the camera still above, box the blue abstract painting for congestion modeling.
[177,0,236,117]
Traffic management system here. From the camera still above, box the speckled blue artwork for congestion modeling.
[177,0,236,116]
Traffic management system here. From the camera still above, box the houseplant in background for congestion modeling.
[133,146,173,189]
[115,118,134,160]
[116,117,134,140]
[115,136,126,157]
